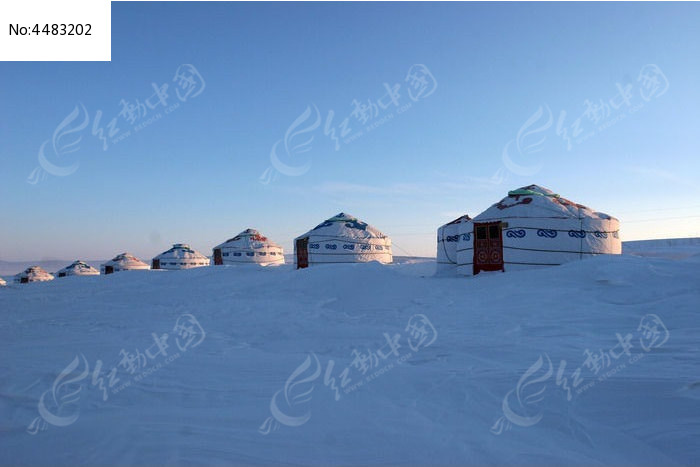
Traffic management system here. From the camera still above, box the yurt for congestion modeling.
[436,214,472,274]
[56,260,100,277]
[101,253,150,275]
[14,266,54,284]
[152,244,210,270]
[456,184,621,275]
[0,277,6,286]
[294,212,392,269]
[212,229,284,266]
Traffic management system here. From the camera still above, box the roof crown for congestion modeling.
[474,184,616,221]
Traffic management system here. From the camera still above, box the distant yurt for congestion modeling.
[101,253,150,275]
[0,277,6,286]
[212,229,284,266]
[436,214,472,274]
[152,244,210,270]
[14,266,54,284]
[56,260,100,277]
[294,212,392,269]
[456,184,621,275]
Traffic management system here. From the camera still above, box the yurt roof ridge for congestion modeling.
[162,243,197,253]
[302,212,390,239]
[223,228,268,244]
[444,214,471,225]
[475,184,616,221]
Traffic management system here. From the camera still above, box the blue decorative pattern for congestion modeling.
[537,229,558,238]
[375,245,383,250]
[309,243,320,249]
[345,219,369,231]
[462,233,471,241]
[360,244,371,250]
[446,235,459,242]
[312,216,369,232]
[325,244,337,250]
[613,231,619,239]
[594,231,608,238]
[506,229,526,238]
[568,230,586,238]
[343,244,355,250]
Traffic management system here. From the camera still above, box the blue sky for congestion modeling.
[1,2,699,261]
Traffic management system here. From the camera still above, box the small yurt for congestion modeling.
[152,244,210,270]
[101,253,150,275]
[0,277,6,286]
[436,214,472,274]
[294,212,392,269]
[14,266,54,284]
[212,229,284,266]
[56,260,100,277]
[456,184,621,275]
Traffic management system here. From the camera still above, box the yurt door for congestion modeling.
[152,259,160,269]
[296,238,309,269]
[104,266,114,275]
[20,277,28,284]
[473,222,504,275]
[213,248,223,265]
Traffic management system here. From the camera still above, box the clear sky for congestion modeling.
[1,2,699,261]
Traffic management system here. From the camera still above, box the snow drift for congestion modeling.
[0,244,699,465]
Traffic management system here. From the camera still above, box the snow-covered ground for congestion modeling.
[1,241,699,465]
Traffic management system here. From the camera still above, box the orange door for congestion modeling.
[296,238,309,269]
[473,222,504,275]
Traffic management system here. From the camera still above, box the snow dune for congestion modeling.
[1,247,699,465]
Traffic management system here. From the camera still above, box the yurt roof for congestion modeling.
[104,252,149,267]
[440,214,472,228]
[296,212,389,240]
[473,185,617,221]
[154,244,209,260]
[17,266,54,280]
[58,260,99,275]
[215,229,281,249]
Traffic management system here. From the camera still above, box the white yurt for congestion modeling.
[152,244,210,270]
[212,229,284,266]
[101,253,150,275]
[436,214,472,274]
[14,266,55,284]
[0,277,6,286]
[456,184,620,275]
[294,212,392,269]
[56,260,100,277]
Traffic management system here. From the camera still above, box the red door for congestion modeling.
[296,238,309,269]
[473,222,504,275]
[152,259,160,269]
[213,248,223,265]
